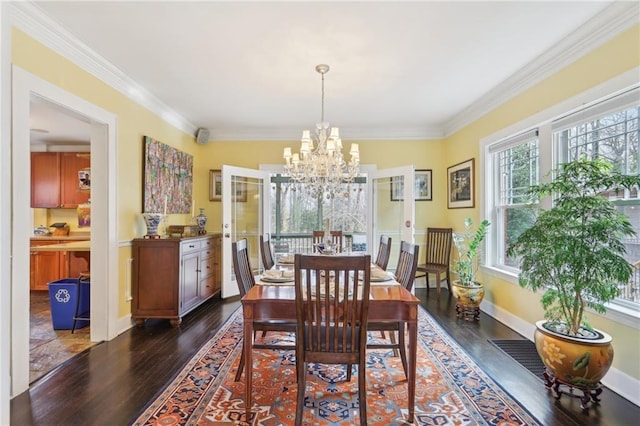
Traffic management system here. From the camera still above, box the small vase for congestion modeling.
[142,213,163,239]
[196,208,207,235]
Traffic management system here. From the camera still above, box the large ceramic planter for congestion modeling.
[534,320,614,408]
[451,281,484,321]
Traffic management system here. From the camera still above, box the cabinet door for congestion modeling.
[31,152,61,208]
[30,241,62,290]
[60,152,91,208]
[181,252,200,313]
[62,250,90,278]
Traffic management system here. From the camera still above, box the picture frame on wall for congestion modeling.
[209,169,247,202]
[390,169,433,201]
[447,158,474,209]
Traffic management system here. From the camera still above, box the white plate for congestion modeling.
[260,276,294,283]
[371,274,394,282]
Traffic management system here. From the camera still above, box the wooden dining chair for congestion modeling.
[415,227,453,297]
[374,235,392,270]
[259,233,275,270]
[367,241,419,377]
[330,230,343,253]
[312,230,324,253]
[294,253,371,425]
[232,238,297,382]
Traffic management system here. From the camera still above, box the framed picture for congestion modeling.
[447,158,475,209]
[209,170,247,202]
[390,169,433,201]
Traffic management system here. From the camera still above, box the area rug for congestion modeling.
[132,307,540,425]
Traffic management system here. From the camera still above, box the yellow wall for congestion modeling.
[13,29,210,317]
[12,21,639,380]
[444,24,640,379]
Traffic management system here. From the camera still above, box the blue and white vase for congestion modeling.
[196,208,207,234]
[142,213,163,238]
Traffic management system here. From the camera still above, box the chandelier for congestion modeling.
[283,64,360,199]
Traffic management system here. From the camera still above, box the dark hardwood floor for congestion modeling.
[11,287,639,425]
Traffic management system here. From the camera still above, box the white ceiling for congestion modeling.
[24,0,636,144]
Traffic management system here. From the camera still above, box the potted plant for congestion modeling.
[451,217,490,320]
[507,157,638,406]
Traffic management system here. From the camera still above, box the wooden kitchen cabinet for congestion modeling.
[31,152,90,208]
[131,234,221,326]
[30,240,62,291]
[30,239,91,290]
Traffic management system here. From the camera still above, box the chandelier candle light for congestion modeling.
[283,64,360,199]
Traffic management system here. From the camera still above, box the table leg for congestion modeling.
[407,315,417,423]
[243,307,254,421]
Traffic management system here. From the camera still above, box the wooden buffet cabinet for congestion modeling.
[131,234,221,326]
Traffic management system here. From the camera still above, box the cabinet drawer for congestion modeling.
[181,240,201,254]
[202,238,215,250]
[200,255,215,278]
[200,275,216,298]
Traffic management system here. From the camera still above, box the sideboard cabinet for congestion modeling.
[131,234,221,326]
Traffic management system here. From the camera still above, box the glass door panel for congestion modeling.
[222,166,271,297]
[369,166,415,273]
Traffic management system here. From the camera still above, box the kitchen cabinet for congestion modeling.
[31,152,90,208]
[131,234,221,326]
[30,240,62,291]
[30,239,90,290]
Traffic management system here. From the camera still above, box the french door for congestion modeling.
[369,166,415,272]
[221,166,271,297]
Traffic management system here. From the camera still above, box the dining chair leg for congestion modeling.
[445,270,452,292]
[398,322,408,378]
[346,364,352,381]
[295,362,306,426]
[234,341,245,382]
[389,331,400,357]
[426,273,430,294]
[358,359,368,425]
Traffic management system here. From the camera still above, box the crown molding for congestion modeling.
[210,125,444,142]
[442,1,640,137]
[9,1,638,142]
[9,1,198,137]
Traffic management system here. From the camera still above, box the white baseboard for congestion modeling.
[481,299,640,407]
[116,314,134,336]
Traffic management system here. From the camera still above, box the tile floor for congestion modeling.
[30,291,95,384]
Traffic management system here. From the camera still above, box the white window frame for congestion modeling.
[480,68,640,328]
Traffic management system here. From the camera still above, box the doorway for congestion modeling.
[11,66,119,397]
[28,96,95,383]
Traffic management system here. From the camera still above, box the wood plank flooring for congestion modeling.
[11,288,639,425]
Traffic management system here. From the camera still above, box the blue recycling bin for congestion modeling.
[48,278,90,330]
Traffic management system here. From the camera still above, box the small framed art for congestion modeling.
[447,158,474,209]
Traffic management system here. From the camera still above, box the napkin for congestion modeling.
[371,269,390,280]
[279,254,294,263]
[263,269,294,279]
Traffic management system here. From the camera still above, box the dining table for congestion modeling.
[241,256,420,423]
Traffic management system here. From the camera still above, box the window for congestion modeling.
[269,175,368,253]
[489,130,539,269]
[485,87,640,311]
[553,93,639,306]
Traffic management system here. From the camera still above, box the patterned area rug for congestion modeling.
[132,307,540,425]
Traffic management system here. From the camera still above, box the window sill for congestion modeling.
[481,265,640,330]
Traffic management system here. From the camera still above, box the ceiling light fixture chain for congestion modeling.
[283,64,360,199]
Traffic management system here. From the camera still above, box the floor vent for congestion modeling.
[489,339,546,380]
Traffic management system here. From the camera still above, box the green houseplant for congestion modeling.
[506,157,639,403]
[451,218,490,320]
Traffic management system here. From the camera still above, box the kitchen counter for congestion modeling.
[30,240,90,251]
[31,233,90,241]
